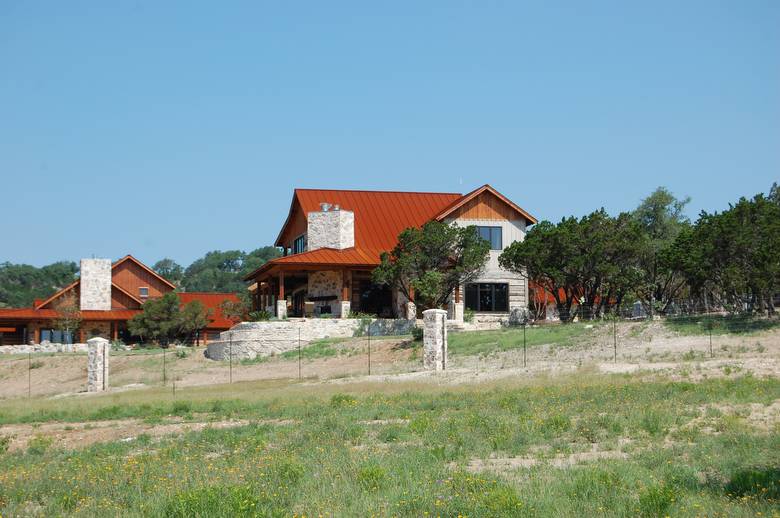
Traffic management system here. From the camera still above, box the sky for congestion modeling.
[1,1,778,267]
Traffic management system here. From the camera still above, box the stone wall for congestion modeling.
[307,209,355,251]
[82,321,111,340]
[205,318,414,361]
[80,258,112,311]
[0,342,90,355]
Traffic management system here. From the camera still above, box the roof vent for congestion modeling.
[320,202,331,212]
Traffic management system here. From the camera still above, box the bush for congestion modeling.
[248,310,271,321]
[175,349,188,359]
[27,435,52,455]
[411,326,423,342]
[464,308,475,323]
[29,360,44,370]
[0,434,10,454]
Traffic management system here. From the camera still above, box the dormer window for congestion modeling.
[139,287,149,299]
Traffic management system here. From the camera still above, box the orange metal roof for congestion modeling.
[0,292,238,330]
[244,247,381,280]
[277,188,463,250]
[177,292,238,329]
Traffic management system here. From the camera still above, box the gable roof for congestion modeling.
[276,188,463,252]
[434,184,538,224]
[248,185,537,281]
[35,255,176,310]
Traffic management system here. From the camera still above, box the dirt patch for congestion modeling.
[0,417,296,453]
[464,444,630,473]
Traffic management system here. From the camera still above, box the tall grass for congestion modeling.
[0,374,778,516]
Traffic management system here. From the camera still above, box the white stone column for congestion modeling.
[422,309,447,371]
[87,337,110,392]
[339,301,351,318]
[276,299,287,319]
[404,301,417,321]
[448,302,465,323]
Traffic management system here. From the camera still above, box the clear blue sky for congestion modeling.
[2,1,778,267]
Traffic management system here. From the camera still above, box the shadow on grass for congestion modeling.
[666,315,780,335]
[723,466,780,501]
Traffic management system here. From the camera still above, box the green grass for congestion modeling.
[665,314,780,336]
[279,337,346,361]
[0,374,778,516]
[448,322,599,356]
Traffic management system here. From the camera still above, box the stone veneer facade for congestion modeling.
[307,270,343,316]
[307,208,355,251]
[79,258,112,311]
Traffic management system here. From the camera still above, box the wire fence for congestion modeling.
[2,310,778,399]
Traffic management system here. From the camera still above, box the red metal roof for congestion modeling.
[0,292,238,330]
[279,188,463,251]
[177,292,238,329]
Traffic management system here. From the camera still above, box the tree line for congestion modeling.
[499,183,780,321]
[0,247,280,308]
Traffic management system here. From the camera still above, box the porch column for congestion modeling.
[276,271,287,319]
[449,284,465,323]
[404,287,417,320]
[340,269,351,318]
[112,322,119,341]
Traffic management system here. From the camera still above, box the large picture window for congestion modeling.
[476,226,503,250]
[465,283,508,312]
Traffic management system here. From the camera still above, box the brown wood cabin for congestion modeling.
[243,184,537,322]
[0,255,237,346]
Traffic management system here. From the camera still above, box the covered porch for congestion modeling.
[251,265,396,319]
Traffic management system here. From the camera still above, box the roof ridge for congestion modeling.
[294,187,463,196]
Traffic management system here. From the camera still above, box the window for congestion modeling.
[465,283,508,312]
[139,287,149,298]
[292,235,306,254]
[476,226,503,250]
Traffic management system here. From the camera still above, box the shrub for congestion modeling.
[248,310,271,321]
[175,349,188,359]
[0,435,10,454]
[357,464,386,491]
[172,401,192,416]
[638,483,677,517]
[27,435,52,455]
[29,360,44,370]
[464,308,475,323]
[411,326,423,342]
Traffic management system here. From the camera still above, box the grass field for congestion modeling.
[448,322,599,356]
[1,372,779,516]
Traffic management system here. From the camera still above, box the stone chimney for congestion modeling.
[307,203,355,251]
[80,258,112,311]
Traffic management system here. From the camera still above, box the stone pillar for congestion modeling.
[422,309,447,371]
[276,299,287,319]
[404,302,416,321]
[340,301,351,318]
[87,337,110,392]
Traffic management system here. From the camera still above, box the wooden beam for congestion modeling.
[341,270,349,302]
[112,322,119,341]
[455,284,461,303]
[278,271,285,299]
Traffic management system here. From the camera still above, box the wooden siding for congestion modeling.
[112,260,173,300]
[447,191,522,221]
[278,200,308,250]
[111,286,142,309]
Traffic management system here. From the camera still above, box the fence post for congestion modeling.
[613,319,617,363]
[709,325,713,358]
[162,347,166,386]
[229,332,233,384]
[28,351,31,398]
[298,327,302,380]
[173,379,176,400]
[367,325,371,376]
[523,323,527,368]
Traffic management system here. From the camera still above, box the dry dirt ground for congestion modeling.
[1,322,778,400]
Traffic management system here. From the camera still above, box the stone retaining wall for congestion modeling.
[0,342,90,355]
[205,318,415,361]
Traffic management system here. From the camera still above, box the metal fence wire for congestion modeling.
[3,308,778,399]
